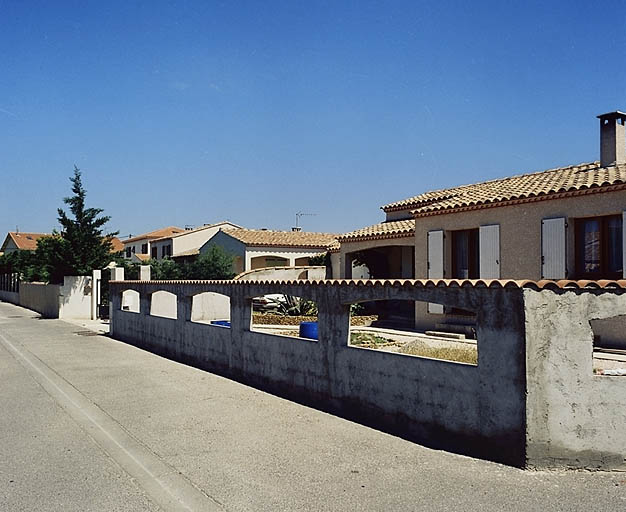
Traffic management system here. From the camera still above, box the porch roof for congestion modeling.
[338,219,415,244]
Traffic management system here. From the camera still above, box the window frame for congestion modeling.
[450,228,480,279]
[575,214,622,280]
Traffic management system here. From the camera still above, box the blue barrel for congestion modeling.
[299,321,318,340]
[211,320,231,328]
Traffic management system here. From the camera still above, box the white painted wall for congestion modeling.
[58,276,93,319]
[191,292,231,322]
[173,222,240,255]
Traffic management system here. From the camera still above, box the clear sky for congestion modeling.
[1,0,625,240]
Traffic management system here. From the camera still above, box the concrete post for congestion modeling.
[140,293,151,316]
[139,265,151,281]
[91,269,101,320]
[229,291,251,376]
[177,295,192,323]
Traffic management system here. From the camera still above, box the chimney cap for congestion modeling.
[597,111,626,120]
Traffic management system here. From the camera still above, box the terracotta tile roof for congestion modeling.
[382,161,626,216]
[112,277,626,290]
[124,226,185,244]
[171,248,200,258]
[338,220,415,243]
[2,232,50,251]
[109,237,124,253]
[132,253,151,262]
[223,228,338,249]
[151,221,242,242]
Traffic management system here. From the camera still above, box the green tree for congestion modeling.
[44,166,118,283]
[184,246,235,280]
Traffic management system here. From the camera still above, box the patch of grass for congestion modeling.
[399,342,477,365]
[350,332,394,348]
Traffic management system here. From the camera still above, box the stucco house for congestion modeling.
[200,228,338,275]
[151,221,241,261]
[1,232,50,255]
[122,226,185,260]
[334,110,626,332]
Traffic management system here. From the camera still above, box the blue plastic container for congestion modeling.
[211,320,231,328]
[299,321,318,340]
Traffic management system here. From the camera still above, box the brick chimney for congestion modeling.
[598,111,626,167]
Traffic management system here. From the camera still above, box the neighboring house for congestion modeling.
[110,236,124,254]
[122,226,185,260]
[200,228,338,275]
[336,110,626,331]
[151,221,241,261]
[1,232,50,255]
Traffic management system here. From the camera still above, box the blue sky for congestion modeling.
[1,0,625,239]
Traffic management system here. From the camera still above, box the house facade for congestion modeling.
[200,228,338,275]
[122,226,185,260]
[1,232,50,255]
[151,221,241,261]
[335,111,626,333]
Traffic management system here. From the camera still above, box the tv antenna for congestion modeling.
[293,212,316,231]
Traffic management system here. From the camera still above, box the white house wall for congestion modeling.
[172,222,240,256]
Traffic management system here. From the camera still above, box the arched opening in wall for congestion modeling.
[191,292,231,326]
[590,316,626,376]
[121,289,140,313]
[347,299,478,365]
[150,290,177,319]
[251,255,288,270]
[251,294,318,341]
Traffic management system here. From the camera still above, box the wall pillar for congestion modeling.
[91,269,101,320]
[140,265,151,281]
[229,292,251,375]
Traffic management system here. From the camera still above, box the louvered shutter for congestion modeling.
[427,230,444,314]
[541,217,566,279]
[479,224,500,279]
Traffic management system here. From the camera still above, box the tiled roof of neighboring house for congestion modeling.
[223,229,338,249]
[132,253,151,263]
[338,220,415,243]
[124,226,185,244]
[171,248,200,258]
[152,221,242,242]
[1,232,50,252]
[382,161,626,216]
[110,237,124,253]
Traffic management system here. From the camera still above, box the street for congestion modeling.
[1,300,625,512]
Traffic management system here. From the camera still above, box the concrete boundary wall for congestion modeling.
[109,278,626,470]
[2,276,93,319]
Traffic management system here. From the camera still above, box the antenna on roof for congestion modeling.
[15,226,19,234]
[293,212,316,231]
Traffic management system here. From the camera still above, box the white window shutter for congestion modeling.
[623,211,626,279]
[427,230,444,314]
[541,217,566,279]
[479,224,500,279]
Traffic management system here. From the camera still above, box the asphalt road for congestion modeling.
[1,300,625,511]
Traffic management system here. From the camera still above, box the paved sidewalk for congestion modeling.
[1,300,625,511]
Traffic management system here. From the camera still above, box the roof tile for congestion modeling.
[382,161,626,214]
[223,228,338,249]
